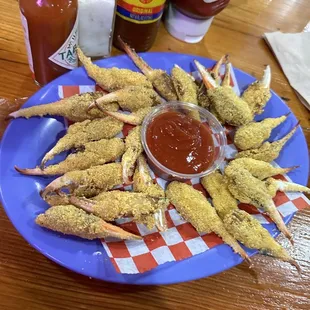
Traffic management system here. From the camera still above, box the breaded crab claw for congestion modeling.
[69,190,168,230]
[265,178,310,198]
[133,155,165,199]
[88,85,163,113]
[202,171,300,271]
[77,47,152,91]
[122,126,143,184]
[201,170,239,220]
[41,163,123,199]
[223,210,300,272]
[41,117,123,167]
[133,155,167,231]
[118,36,178,101]
[99,107,153,126]
[8,92,118,122]
[15,138,125,176]
[226,158,298,181]
[224,165,294,244]
[234,114,290,151]
[195,60,253,126]
[171,64,198,104]
[166,181,251,264]
[236,122,299,162]
[241,65,272,115]
[171,64,200,120]
[196,55,227,109]
[36,205,141,240]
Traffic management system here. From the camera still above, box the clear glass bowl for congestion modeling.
[141,101,227,181]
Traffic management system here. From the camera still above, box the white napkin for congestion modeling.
[263,24,310,110]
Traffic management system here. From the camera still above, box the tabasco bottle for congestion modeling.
[18,0,79,86]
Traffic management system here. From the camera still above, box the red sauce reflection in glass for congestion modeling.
[146,111,215,174]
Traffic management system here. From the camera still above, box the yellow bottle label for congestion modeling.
[116,0,166,24]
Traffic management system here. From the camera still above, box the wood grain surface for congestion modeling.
[0,0,309,309]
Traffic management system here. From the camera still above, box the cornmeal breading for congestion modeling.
[236,124,298,162]
[36,205,140,240]
[166,181,250,263]
[234,115,288,150]
[9,92,118,122]
[41,163,123,198]
[16,138,125,175]
[77,47,152,91]
[41,117,123,165]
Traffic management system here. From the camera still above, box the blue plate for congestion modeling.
[0,53,308,285]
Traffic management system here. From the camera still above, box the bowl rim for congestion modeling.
[141,101,227,180]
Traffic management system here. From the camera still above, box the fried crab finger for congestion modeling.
[77,47,152,91]
[133,154,167,231]
[36,205,141,240]
[265,178,310,198]
[224,166,293,244]
[195,60,253,126]
[171,64,200,120]
[133,155,165,198]
[236,122,299,162]
[227,158,298,180]
[171,65,198,104]
[89,86,163,112]
[202,172,299,270]
[241,65,272,115]
[118,37,178,101]
[8,92,118,122]
[41,163,123,198]
[41,117,123,166]
[122,126,143,184]
[201,170,239,220]
[196,55,227,112]
[99,107,152,125]
[69,190,168,230]
[234,114,289,150]
[223,210,300,271]
[16,138,125,176]
[195,61,222,120]
[166,181,251,264]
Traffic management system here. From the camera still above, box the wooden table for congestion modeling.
[0,0,309,309]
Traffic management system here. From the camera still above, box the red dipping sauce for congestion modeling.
[146,111,215,174]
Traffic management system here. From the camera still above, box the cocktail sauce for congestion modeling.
[146,111,215,174]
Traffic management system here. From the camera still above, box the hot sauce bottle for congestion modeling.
[18,0,79,86]
[113,0,166,52]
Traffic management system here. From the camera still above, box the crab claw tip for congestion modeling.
[14,165,30,175]
[6,112,17,120]
[87,101,96,111]
[261,65,271,88]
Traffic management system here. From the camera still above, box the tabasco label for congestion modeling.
[49,16,78,70]
[116,0,166,24]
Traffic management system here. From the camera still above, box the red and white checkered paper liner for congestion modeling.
[57,66,309,274]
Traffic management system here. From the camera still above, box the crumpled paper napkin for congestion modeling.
[263,23,310,110]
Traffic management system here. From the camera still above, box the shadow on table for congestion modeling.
[56,263,168,306]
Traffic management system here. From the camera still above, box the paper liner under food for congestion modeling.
[56,65,309,274]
